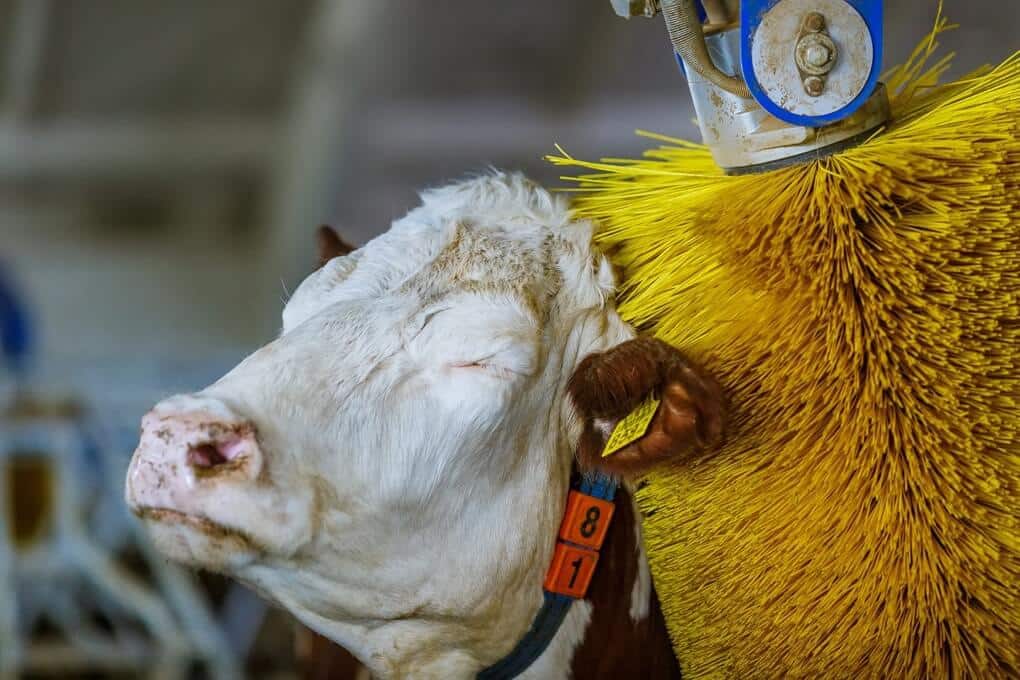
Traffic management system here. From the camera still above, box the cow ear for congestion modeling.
[316,225,355,269]
[567,337,724,478]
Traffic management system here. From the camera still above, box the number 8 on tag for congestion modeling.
[558,491,614,550]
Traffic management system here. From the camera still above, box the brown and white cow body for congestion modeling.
[126,173,719,678]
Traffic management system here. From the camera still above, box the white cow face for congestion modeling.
[126,172,724,676]
[125,173,634,666]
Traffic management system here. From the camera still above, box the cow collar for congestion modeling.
[477,470,619,680]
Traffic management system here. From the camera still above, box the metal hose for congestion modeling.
[660,0,751,98]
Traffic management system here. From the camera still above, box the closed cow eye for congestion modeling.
[405,296,540,380]
[448,358,529,380]
[447,338,538,379]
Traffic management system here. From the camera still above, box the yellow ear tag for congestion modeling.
[602,395,661,457]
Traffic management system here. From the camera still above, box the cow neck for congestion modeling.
[478,472,681,679]
[476,470,618,680]
[569,483,682,679]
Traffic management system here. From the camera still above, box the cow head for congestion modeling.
[125,172,721,676]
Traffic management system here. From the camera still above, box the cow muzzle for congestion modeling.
[125,396,264,522]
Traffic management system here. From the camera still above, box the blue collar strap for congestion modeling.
[477,470,619,680]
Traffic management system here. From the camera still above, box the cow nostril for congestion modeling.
[187,443,228,469]
[184,433,252,471]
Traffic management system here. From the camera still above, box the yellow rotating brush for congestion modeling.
[550,2,1018,677]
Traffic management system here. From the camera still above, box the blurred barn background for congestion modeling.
[0,1,1015,677]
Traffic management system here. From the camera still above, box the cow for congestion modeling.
[125,172,724,679]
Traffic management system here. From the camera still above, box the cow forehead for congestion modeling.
[369,172,585,302]
[399,223,564,321]
[284,173,609,333]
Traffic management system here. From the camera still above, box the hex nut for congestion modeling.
[796,32,837,75]
[804,76,825,96]
[804,12,826,32]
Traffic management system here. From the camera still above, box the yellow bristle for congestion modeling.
[549,16,1019,679]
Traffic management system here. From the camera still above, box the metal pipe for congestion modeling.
[660,0,751,98]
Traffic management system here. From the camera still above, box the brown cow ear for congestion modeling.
[316,225,355,268]
[568,337,724,477]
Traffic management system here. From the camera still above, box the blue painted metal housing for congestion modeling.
[740,0,883,127]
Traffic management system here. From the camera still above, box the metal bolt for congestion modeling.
[804,76,825,96]
[804,12,825,32]
[796,33,837,75]
[804,44,830,68]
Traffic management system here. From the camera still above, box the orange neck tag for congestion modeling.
[544,490,616,598]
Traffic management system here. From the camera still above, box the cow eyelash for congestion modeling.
[448,357,525,380]
[450,360,487,370]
